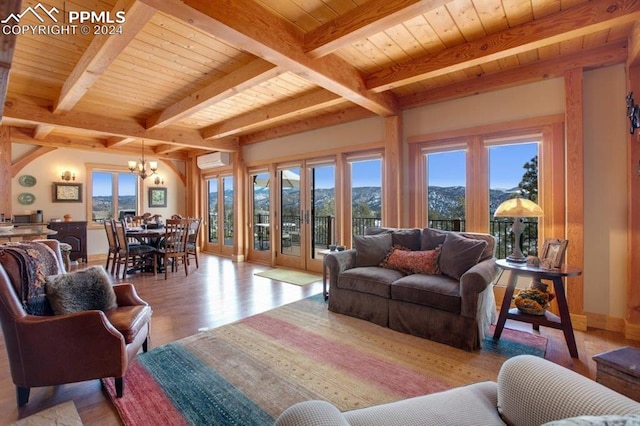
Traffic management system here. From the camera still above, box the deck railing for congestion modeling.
[227,215,540,258]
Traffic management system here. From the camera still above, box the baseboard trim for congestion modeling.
[625,321,640,341]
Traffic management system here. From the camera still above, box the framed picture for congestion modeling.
[148,187,167,208]
[541,238,568,269]
[53,183,83,202]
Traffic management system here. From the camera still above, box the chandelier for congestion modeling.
[127,140,158,179]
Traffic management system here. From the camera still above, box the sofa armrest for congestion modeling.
[498,355,640,426]
[459,257,498,318]
[275,400,351,426]
[324,249,356,290]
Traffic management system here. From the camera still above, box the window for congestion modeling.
[425,150,466,231]
[90,169,138,224]
[349,158,382,237]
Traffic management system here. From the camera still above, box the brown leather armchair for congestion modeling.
[0,239,152,406]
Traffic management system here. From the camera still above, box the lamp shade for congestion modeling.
[494,197,543,218]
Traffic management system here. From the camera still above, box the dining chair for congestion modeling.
[103,219,119,274]
[186,217,203,269]
[156,218,190,280]
[113,220,157,279]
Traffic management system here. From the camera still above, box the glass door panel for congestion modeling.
[223,176,234,247]
[250,171,271,260]
[350,158,382,241]
[207,178,219,245]
[309,164,335,266]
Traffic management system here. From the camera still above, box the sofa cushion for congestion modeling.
[338,266,403,298]
[391,273,461,313]
[422,228,495,261]
[366,227,422,251]
[354,233,392,267]
[45,266,117,315]
[439,233,488,280]
[381,247,441,275]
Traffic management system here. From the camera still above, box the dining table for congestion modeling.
[125,227,165,248]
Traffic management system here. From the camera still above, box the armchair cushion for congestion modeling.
[45,266,117,315]
[105,304,152,344]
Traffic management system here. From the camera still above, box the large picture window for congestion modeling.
[89,168,138,224]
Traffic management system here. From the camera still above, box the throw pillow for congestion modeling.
[421,228,449,250]
[381,246,441,275]
[45,266,117,315]
[366,227,422,251]
[354,233,392,267]
[439,232,488,280]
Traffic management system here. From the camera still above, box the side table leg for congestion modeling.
[552,277,579,358]
[323,261,328,301]
[494,270,518,340]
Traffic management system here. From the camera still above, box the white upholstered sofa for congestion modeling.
[275,355,640,426]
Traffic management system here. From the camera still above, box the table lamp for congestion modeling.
[494,197,543,263]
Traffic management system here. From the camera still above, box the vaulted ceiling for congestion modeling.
[0,0,636,164]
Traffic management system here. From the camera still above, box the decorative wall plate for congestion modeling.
[18,175,37,187]
[18,193,36,205]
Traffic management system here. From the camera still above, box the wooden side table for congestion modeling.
[494,259,582,358]
[593,346,640,401]
[319,249,333,301]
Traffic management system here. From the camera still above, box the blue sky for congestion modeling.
[93,172,138,196]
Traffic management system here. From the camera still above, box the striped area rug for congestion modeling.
[103,294,546,425]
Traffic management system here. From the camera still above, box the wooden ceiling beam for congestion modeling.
[399,41,628,110]
[138,0,399,117]
[11,146,58,178]
[33,124,55,140]
[106,137,135,147]
[240,106,374,145]
[628,22,640,68]
[53,0,156,113]
[10,127,189,160]
[304,0,449,58]
[0,0,21,118]
[367,0,640,92]
[4,95,238,151]
[146,59,280,129]
[202,90,344,140]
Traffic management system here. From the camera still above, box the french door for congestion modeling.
[203,174,234,255]
[275,161,336,273]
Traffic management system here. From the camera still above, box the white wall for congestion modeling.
[10,146,185,258]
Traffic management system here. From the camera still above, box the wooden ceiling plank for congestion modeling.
[146,59,280,129]
[137,0,399,117]
[304,0,451,58]
[399,40,628,109]
[367,0,640,92]
[53,0,157,113]
[5,95,238,151]
[202,89,344,139]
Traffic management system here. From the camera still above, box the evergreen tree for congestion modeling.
[518,155,538,202]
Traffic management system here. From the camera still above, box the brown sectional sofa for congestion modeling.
[326,227,499,351]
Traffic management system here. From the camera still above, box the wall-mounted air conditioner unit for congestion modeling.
[196,152,231,169]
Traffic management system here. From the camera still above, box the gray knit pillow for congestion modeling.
[46,266,117,315]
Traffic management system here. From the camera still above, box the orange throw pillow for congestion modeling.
[381,247,441,275]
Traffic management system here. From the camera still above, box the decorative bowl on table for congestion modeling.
[514,288,550,315]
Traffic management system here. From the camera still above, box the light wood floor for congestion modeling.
[2,253,639,424]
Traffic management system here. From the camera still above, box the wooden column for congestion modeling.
[626,65,640,339]
[383,115,402,227]
[233,149,246,262]
[564,68,586,331]
[0,126,10,217]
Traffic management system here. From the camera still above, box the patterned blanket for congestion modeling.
[0,242,60,315]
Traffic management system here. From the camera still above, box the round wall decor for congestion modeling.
[18,175,37,187]
[18,193,36,205]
